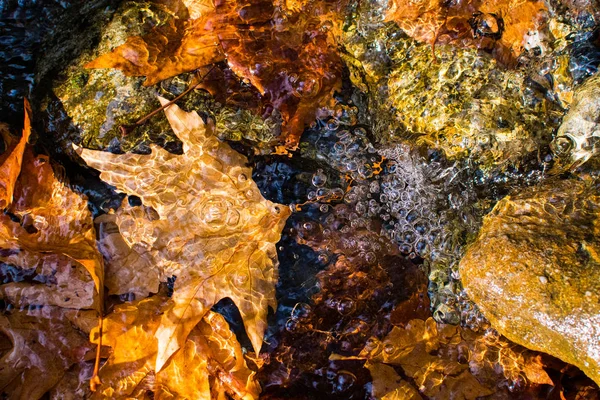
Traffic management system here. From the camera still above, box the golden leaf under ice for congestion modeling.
[77,97,290,371]
[90,296,260,399]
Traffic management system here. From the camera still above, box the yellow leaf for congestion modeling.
[90,296,260,399]
[0,99,31,209]
[366,362,423,400]
[77,97,290,370]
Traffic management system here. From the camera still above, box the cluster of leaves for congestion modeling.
[0,100,103,397]
[352,318,555,399]
[0,97,289,398]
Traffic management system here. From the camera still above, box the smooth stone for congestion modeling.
[460,179,600,385]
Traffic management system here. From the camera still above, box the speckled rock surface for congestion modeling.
[459,179,600,385]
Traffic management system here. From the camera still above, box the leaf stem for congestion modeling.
[119,66,217,137]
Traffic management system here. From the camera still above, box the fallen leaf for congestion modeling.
[0,141,104,307]
[366,362,423,400]
[90,295,260,399]
[0,307,97,400]
[0,99,31,209]
[0,253,96,309]
[96,214,159,297]
[77,97,290,370]
[84,0,344,148]
[85,17,224,87]
[354,318,557,399]
[522,354,554,386]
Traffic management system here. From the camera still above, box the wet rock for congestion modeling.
[551,72,600,171]
[352,38,562,170]
[339,0,568,172]
[459,179,600,385]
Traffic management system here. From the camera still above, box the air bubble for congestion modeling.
[312,169,327,187]
[337,297,356,315]
[291,303,312,320]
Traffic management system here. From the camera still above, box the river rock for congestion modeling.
[459,178,600,385]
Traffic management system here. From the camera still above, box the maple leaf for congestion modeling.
[76,97,290,369]
[351,318,556,399]
[90,295,260,399]
[84,0,343,149]
[0,99,31,209]
[0,307,97,399]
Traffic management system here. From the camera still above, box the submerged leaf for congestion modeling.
[90,296,260,399]
[0,144,104,306]
[366,363,422,400]
[0,307,96,400]
[85,17,224,87]
[356,318,556,399]
[0,99,31,209]
[77,97,289,370]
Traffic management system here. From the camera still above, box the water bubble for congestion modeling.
[333,371,356,393]
[318,253,330,264]
[290,72,321,98]
[337,297,356,315]
[302,222,315,231]
[326,118,340,131]
[291,303,312,320]
[383,343,395,355]
[364,251,377,264]
[285,319,298,332]
[312,169,327,187]
[406,209,419,223]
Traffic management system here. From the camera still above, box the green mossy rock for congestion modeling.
[459,179,600,385]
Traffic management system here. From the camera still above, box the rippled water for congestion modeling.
[2,0,600,398]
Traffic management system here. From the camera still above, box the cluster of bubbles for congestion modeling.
[300,100,488,328]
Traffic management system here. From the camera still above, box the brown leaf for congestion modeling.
[77,97,290,369]
[366,362,423,400]
[0,146,104,306]
[0,99,31,209]
[355,317,559,398]
[360,318,494,399]
[84,17,225,87]
[84,0,343,149]
[90,296,260,399]
[0,253,96,309]
[0,307,96,400]
[522,355,554,386]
